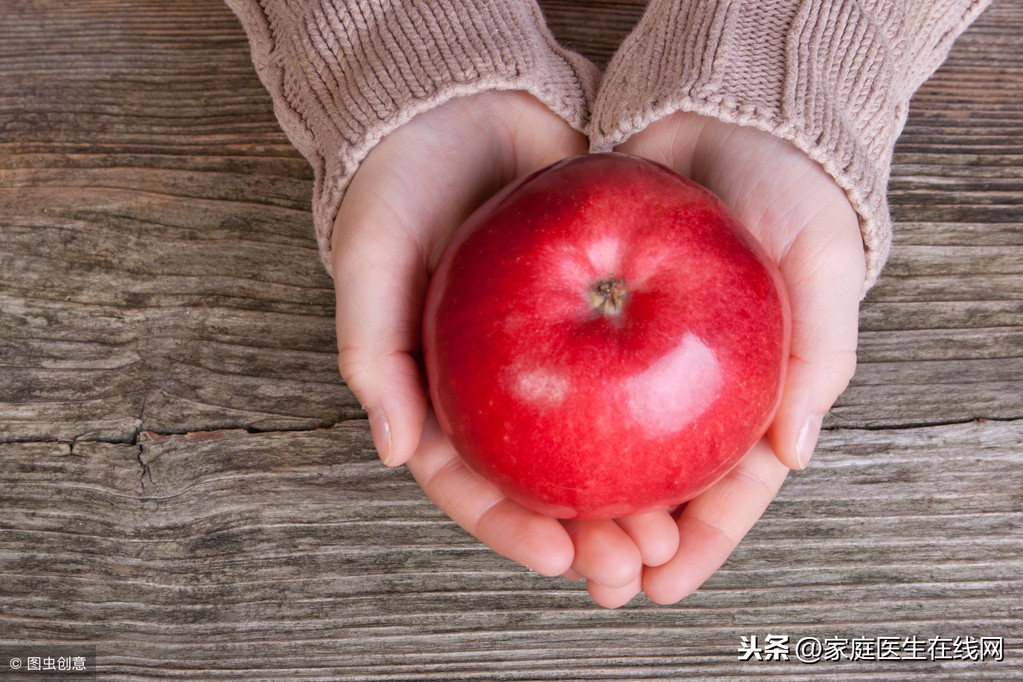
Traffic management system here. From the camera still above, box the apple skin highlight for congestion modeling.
[423,153,790,520]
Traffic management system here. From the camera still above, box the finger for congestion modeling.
[405,413,575,577]
[615,510,680,567]
[768,204,865,470]
[642,440,788,605]
[587,573,643,609]
[561,519,643,589]
[332,202,430,467]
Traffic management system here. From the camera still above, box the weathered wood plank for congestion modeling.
[539,0,647,69]
[841,0,1023,430]
[1,422,1019,678]
[0,0,361,443]
[1,1,1019,438]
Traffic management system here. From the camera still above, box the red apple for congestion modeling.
[422,152,789,520]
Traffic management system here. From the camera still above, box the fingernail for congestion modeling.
[367,408,393,465]
[796,414,824,470]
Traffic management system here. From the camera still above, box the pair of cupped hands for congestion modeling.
[332,90,865,608]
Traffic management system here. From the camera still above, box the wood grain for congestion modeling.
[1,0,1021,679]
[2,423,1020,678]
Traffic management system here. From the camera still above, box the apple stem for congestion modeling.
[589,277,627,316]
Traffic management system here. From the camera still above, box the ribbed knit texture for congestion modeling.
[227,0,991,289]
[590,0,992,291]
[225,0,600,271]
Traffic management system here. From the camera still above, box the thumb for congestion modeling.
[332,202,430,467]
[768,209,865,470]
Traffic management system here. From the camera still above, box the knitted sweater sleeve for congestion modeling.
[590,0,992,291]
[224,0,599,272]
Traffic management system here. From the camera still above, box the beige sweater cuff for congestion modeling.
[225,0,599,272]
[590,0,992,293]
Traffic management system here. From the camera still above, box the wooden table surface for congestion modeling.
[2,1,1020,679]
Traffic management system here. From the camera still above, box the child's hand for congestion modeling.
[331,91,680,607]
[613,111,866,604]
